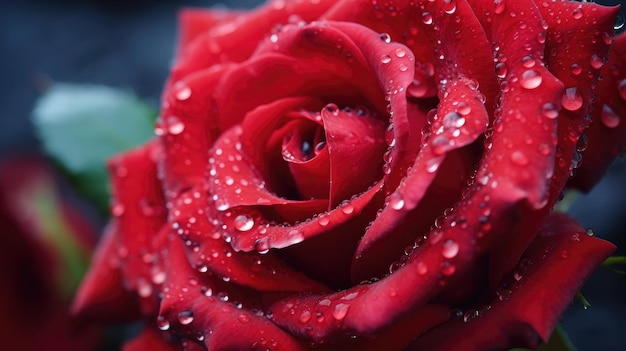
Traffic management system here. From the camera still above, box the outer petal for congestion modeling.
[408,213,615,350]
[172,0,337,82]
[122,328,177,351]
[569,32,626,191]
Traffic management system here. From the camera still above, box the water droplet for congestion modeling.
[561,87,583,111]
[442,111,466,128]
[443,0,457,14]
[270,33,279,43]
[175,85,192,101]
[422,12,433,24]
[341,202,355,214]
[380,54,392,64]
[590,54,603,70]
[457,102,472,116]
[601,104,620,128]
[441,262,456,276]
[156,316,170,330]
[495,62,508,79]
[299,310,311,323]
[178,310,194,325]
[325,103,339,116]
[570,63,582,76]
[510,151,529,166]
[379,33,391,43]
[254,237,270,254]
[521,56,535,68]
[238,314,251,323]
[572,6,583,20]
[442,239,459,258]
[426,157,442,173]
[234,215,255,231]
[541,102,559,119]
[494,0,505,15]
[332,303,350,320]
[165,116,185,135]
[317,215,330,226]
[395,47,406,58]
[416,261,428,275]
[520,69,542,89]
[389,193,405,210]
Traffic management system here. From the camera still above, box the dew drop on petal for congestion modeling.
[332,303,350,320]
[178,311,194,325]
[156,316,170,331]
[341,202,355,215]
[494,0,505,15]
[166,116,185,135]
[541,102,559,119]
[520,69,542,89]
[442,239,459,259]
[234,215,255,232]
[416,261,428,275]
[317,214,330,226]
[422,12,433,25]
[600,104,620,128]
[299,310,311,323]
[589,54,603,70]
[441,262,456,276]
[442,111,466,128]
[175,85,192,101]
[380,33,391,43]
[561,87,583,111]
[381,54,392,64]
[389,193,405,210]
[570,63,582,76]
[572,6,583,20]
[510,151,529,166]
[238,314,251,323]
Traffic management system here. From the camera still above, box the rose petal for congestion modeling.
[106,140,168,314]
[122,328,177,351]
[157,238,307,351]
[159,66,233,196]
[177,8,239,57]
[169,184,330,293]
[486,0,619,285]
[569,32,626,191]
[71,221,141,323]
[172,0,337,82]
[407,213,615,350]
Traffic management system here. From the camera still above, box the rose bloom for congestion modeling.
[74,0,626,350]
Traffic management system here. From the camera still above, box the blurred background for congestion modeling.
[0,0,624,350]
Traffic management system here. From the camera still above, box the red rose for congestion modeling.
[0,157,99,351]
[74,0,626,350]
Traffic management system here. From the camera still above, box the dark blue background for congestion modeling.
[1,0,624,349]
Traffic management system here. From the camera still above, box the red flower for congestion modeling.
[0,157,99,351]
[74,1,625,350]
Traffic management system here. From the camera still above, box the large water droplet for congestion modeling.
[589,54,603,70]
[600,104,620,128]
[175,85,192,101]
[442,239,459,258]
[178,310,194,325]
[494,0,505,14]
[234,215,255,231]
[299,310,311,323]
[381,54,392,64]
[166,116,185,135]
[332,303,350,320]
[389,193,405,210]
[561,87,583,111]
[570,63,582,76]
[380,33,391,43]
[442,111,466,128]
[520,69,542,89]
[156,316,170,330]
[541,102,559,119]
[572,6,583,20]
[422,12,433,25]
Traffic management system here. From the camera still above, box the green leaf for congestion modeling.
[32,83,157,215]
[602,255,626,275]
[510,325,577,351]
